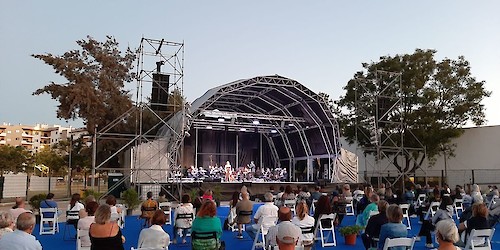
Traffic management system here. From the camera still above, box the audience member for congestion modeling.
[79,195,97,218]
[192,190,205,211]
[173,194,194,244]
[378,204,407,250]
[9,197,31,223]
[0,212,14,240]
[297,186,311,202]
[137,210,170,249]
[192,200,223,250]
[310,186,322,202]
[67,193,85,229]
[89,204,125,250]
[246,192,278,240]
[418,195,453,248]
[276,221,301,250]
[235,191,253,238]
[157,190,168,203]
[140,191,158,227]
[361,200,388,250]
[357,186,374,214]
[291,201,315,249]
[202,189,214,201]
[0,212,42,250]
[266,206,292,249]
[457,202,489,247]
[281,185,296,202]
[356,194,380,228]
[40,193,58,219]
[77,201,99,247]
[314,195,332,229]
[435,219,460,250]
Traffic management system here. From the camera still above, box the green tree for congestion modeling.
[336,49,490,173]
[32,35,137,134]
[0,145,31,176]
[34,147,66,176]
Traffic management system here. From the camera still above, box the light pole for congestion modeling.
[441,144,448,185]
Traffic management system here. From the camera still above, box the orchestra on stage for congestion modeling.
[185,160,289,182]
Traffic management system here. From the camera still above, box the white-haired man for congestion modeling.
[246,192,278,240]
[0,212,42,250]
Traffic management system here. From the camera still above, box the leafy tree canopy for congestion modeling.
[0,145,31,175]
[336,49,491,172]
[32,35,137,134]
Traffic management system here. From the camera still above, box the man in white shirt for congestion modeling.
[247,192,278,240]
[0,212,42,250]
[276,221,301,250]
[266,206,293,249]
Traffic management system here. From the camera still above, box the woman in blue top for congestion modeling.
[191,200,223,250]
[378,204,408,250]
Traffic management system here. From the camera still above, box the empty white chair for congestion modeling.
[39,207,59,235]
[310,199,318,215]
[252,215,278,250]
[345,197,355,216]
[314,213,337,247]
[399,204,411,230]
[463,228,495,250]
[454,198,463,219]
[382,237,415,250]
[425,201,440,219]
[416,194,426,207]
[76,228,90,250]
[159,202,172,225]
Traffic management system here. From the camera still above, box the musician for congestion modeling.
[224,161,232,182]
[249,161,256,172]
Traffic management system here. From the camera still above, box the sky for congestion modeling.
[1,1,499,128]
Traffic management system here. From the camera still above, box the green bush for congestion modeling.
[121,188,140,210]
[339,225,364,236]
[83,189,102,200]
[29,193,47,212]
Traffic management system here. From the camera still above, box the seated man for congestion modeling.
[40,193,58,219]
[9,197,31,223]
[235,192,253,239]
[246,192,278,240]
[266,206,292,249]
[0,212,42,250]
[276,221,301,250]
[140,191,158,226]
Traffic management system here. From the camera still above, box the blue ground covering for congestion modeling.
[34,204,500,250]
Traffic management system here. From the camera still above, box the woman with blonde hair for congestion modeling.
[291,201,315,249]
[435,219,461,250]
[89,204,125,250]
[378,204,407,250]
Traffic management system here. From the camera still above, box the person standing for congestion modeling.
[0,212,42,250]
[235,192,253,239]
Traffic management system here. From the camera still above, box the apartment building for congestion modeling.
[0,123,87,153]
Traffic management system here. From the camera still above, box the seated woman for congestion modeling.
[0,212,14,240]
[457,202,490,247]
[77,201,99,247]
[191,200,223,250]
[173,194,195,244]
[314,195,335,229]
[378,204,407,250]
[291,201,315,250]
[140,191,159,227]
[417,195,453,248]
[137,210,170,249]
[361,200,388,250]
[67,193,85,230]
[356,194,380,228]
[89,204,125,250]
[435,220,461,250]
[106,195,123,223]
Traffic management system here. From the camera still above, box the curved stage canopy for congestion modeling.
[134,75,348,183]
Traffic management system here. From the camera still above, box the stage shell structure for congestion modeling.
[131,75,357,191]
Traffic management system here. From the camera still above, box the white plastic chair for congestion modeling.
[454,198,463,219]
[251,215,277,250]
[399,204,411,230]
[345,197,355,216]
[416,194,426,207]
[228,207,238,232]
[159,202,172,225]
[464,228,495,250]
[77,228,90,250]
[310,199,318,215]
[314,213,337,247]
[425,201,440,219]
[39,207,59,235]
[382,237,415,250]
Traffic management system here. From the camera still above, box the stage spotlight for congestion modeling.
[271,129,278,133]
[184,131,191,137]
[206,125,212,129]
[217,117,225,122]
[240,128,247,132]
[252,120,260,125]
[288,123,295,127]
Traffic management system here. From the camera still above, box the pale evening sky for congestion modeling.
[1,1,499,128]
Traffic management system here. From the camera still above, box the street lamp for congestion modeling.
[440,144,449,185]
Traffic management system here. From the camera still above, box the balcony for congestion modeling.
[22,140,34,144]
[0,140,6,145]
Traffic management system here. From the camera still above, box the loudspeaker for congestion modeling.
[151,73,170,111]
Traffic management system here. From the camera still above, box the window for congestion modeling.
[7,130,11,133]
[15,130,20,133]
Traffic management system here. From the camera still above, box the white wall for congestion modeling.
[3,173,28,198]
